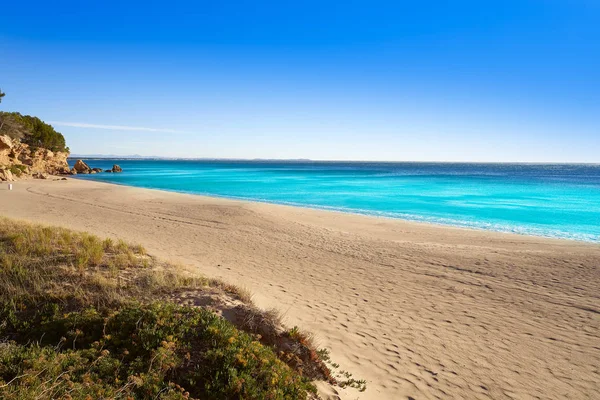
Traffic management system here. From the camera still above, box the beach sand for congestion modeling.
[1,178,599,399]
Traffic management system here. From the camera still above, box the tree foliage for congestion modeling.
[0,89,5,103]
[0,111,69,153]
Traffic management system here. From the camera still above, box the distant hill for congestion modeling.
[69,153,149,159]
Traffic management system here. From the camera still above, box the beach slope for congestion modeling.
[1,179,599,399]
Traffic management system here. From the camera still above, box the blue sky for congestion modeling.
[1,0,598,162]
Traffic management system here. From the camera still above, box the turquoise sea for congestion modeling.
[71,160,600,242]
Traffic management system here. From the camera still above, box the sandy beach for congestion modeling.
[1,178,599,399]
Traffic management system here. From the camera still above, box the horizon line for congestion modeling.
[67,155,600,165]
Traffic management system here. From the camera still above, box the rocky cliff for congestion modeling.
[0,134,70,181]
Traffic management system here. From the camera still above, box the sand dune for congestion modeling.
[1,178,599,399]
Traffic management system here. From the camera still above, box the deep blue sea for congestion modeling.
[71,160,600,242]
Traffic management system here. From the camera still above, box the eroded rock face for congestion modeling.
[0,136,13,166]
[112,164,123,173]
[0,134,70,180]
[0,168,14,182]
[0,135,11,151]
[31,149,70,175]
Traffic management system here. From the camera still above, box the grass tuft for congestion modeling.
[0,217,356,398]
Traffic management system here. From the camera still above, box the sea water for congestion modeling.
[72,160,600,242]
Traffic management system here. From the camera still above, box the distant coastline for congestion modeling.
[69,156,599,165]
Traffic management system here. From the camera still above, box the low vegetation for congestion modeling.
[0,218,362,399]
[7,164,27,177]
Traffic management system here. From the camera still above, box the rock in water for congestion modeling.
[92,167,103,173]
[73,159,92,173]
[112,164,123,173]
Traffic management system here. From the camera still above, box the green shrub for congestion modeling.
[0,218,323,398]
[8,165,27,177]
[0,302,315,399]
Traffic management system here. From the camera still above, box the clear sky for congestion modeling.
[1,1,598,162]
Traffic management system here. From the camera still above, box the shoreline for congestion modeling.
[1,178,599,399]
[72,175,599,244]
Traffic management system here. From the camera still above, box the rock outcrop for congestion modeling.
[32,172,49,180]
[73,159,92,174]
[0,135,12,151]
[1,134,127,182]
[0,134,70,181]
[0,168,13,182]
[0,135,15,166]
